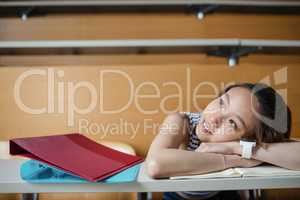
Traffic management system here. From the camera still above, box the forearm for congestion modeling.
[252,141,300,170]
[146,148,230,178]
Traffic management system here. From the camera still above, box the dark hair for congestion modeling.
[222,83,292,143]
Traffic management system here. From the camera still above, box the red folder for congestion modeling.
[10,133,143,182]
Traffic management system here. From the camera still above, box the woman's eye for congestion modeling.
[229,119,237,130]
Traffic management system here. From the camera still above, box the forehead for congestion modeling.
[225,87,259,129]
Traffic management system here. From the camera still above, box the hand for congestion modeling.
[239,158,263,168]
[195,142,242,155]
[224,155,263,168]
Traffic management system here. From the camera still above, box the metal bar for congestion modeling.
[21,193,38,200]
[241,39,300,47]
[1,39,299,49]
[0,39,240,48]
[137,192,147,200]
[1,0,300,7]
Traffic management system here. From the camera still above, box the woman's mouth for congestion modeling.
[200,120,212,135]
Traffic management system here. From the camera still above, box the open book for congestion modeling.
[170,165,300,179]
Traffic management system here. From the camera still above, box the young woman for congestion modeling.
[145,83,300,200]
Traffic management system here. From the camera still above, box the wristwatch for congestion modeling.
[239,139,256,159]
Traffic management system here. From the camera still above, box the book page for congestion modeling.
[170,168,241,179]
[235,165,300,177]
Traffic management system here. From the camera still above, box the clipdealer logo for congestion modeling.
[13,67,289,138]
[13,67,232,129]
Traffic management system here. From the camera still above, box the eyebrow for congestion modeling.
[225,92,247,130]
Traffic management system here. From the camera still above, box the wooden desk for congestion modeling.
[1,140,300,200]
[1,159,300,193]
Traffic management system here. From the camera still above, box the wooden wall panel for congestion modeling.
[39,192,136,200]
[0,194,18,200]
[1,10,300,200]
[1,13,300,40]
[0,59,299,157]
[262,189,300,200]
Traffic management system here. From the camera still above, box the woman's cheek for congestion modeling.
[214,126,230,136]
[213,128,222,136]
[215,126,237,138]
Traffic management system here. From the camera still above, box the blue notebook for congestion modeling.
[20,159,141,184]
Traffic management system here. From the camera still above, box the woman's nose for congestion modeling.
[207,112,223,128]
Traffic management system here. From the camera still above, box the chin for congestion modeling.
[197,134,212,142]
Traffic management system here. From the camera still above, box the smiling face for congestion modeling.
[196,87,260,142]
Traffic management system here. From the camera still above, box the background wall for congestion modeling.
[0,60,299,156]
[0,10,300,200]
[1,13,300,40]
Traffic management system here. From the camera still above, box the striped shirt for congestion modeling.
[184,112,202,151]
[163,112,218,200]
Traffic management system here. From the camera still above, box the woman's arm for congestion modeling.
[196,140,300,170]
[145,113,260,178]
[250,141,300,170]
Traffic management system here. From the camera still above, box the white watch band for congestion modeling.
[240,140,256,159]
